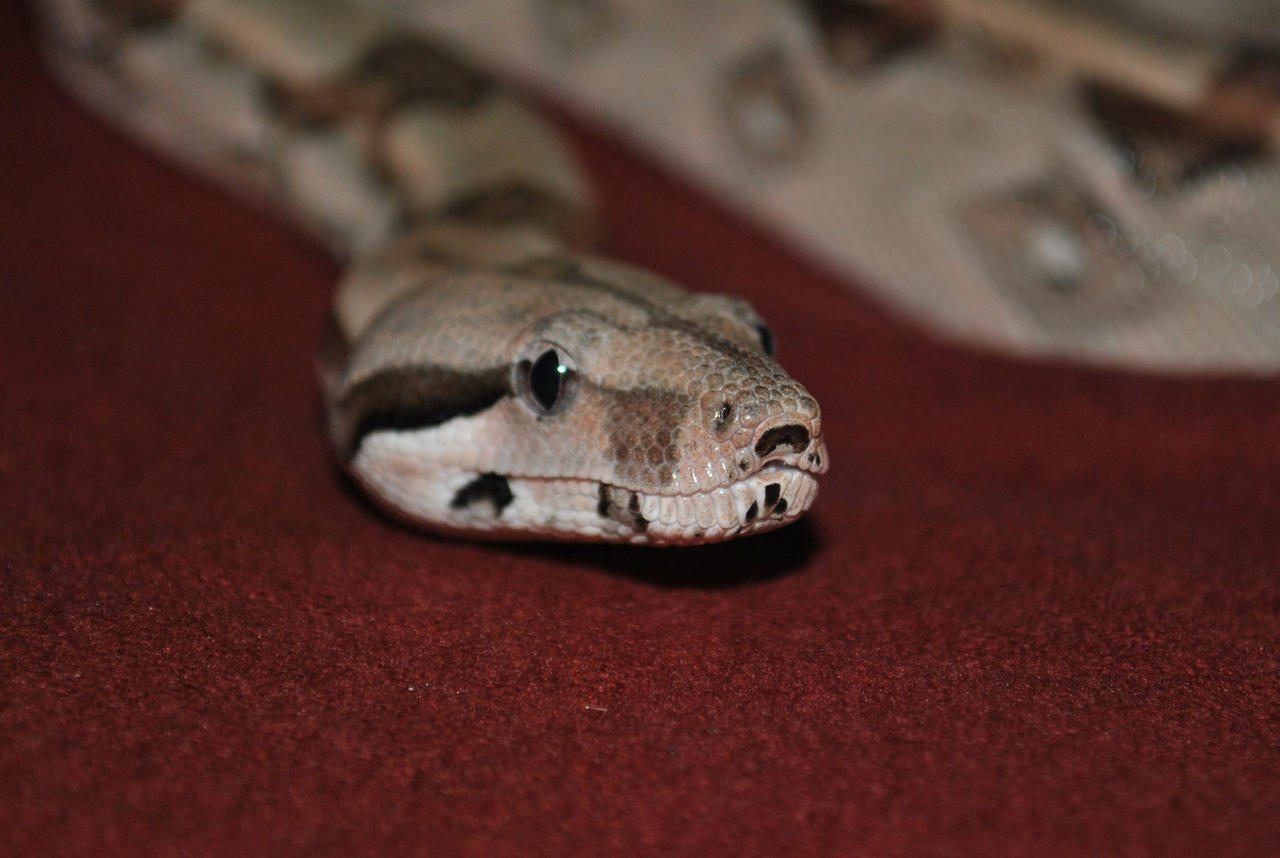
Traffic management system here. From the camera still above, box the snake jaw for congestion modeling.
[350,427,826,545]
[632,460,825,546]
[593,424,828,545]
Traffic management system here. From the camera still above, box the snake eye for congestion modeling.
[529,349,563,410]
[515,341,578,416]
[755,323,775,357]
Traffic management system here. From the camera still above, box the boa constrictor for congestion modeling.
[35,0,828,545]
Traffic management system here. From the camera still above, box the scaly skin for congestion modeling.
[35,0,827,544]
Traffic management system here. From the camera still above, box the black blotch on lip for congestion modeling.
[628,493,649,532]
[774,498,788,515]
[597,486,649,532]
[764,483,781,508]
[450,473,514,516]
[744,500,759,522]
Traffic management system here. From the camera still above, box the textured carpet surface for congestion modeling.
[3,3,1278,855]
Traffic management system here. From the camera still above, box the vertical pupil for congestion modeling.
[530,349,563,410]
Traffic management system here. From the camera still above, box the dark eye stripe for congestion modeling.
[337,364,510,458]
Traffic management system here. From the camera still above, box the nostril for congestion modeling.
[754,424,810,458]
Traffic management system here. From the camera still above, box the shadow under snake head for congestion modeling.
[325,255,827,545]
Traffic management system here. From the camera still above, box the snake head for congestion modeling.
[325,255,826,545]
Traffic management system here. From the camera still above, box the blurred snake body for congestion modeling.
[36,0,827,544]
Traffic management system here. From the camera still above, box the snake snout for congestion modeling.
[749,413,826,474]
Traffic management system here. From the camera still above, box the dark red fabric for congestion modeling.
[3,3,1278,855]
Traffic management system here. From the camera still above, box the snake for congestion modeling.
[35,0,828,545]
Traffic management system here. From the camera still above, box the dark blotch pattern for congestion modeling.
[450,473,514,516]
[356,33,494,109]
[745,500,759,522]
[628,493,649,532]
[444,183,593,248]
[597,484,649,532]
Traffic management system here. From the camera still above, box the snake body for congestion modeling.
[37,0,827,544]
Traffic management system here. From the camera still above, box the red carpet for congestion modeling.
[3,3,1278,854]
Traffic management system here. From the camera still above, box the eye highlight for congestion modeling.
[515,341,578,415]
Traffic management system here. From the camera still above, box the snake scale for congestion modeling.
[35,0,828,545]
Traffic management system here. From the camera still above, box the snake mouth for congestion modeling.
[606,463,820,545]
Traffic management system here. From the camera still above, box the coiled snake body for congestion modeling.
[37,0,827,544]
